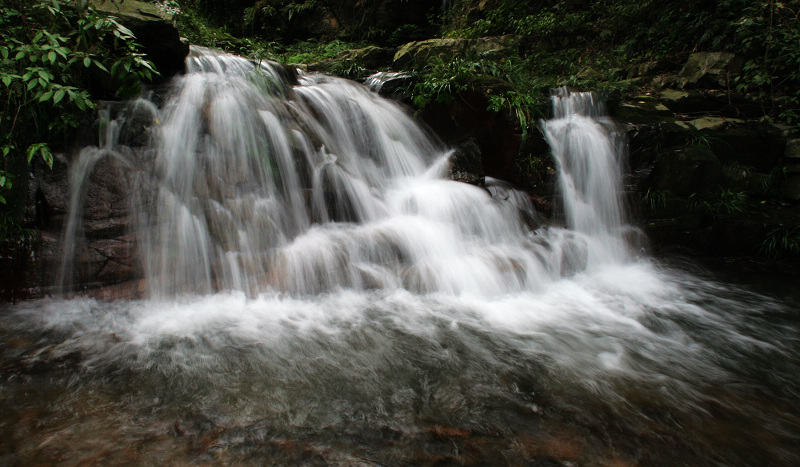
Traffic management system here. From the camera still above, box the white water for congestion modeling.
[2,48,799,465]
[61,47,593,298]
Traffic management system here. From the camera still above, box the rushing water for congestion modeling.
[2,48,800,465]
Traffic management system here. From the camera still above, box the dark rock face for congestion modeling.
[421,88,524,187]
[648,146,723,197]
[448,138,484,186]
[781,139,800,200]
[7,153,147,298]
[677,52,744,89]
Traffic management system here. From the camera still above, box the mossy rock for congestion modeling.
[337,46,396,69]
[392,36,519,69]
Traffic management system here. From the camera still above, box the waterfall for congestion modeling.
[542,87,630,266]
[59,48,602,298]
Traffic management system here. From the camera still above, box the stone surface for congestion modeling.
[780,139,800,200]
[337,46,396,70]
[420,87,524,187]
[448,138,484,186]
[393,36,519,69]
[677,52,744,89]
[649,146,723,197]
[687,117,744,131]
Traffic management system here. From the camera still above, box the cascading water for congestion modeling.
[67,47,590,298]
[543,88,630,265]
[2,48,800,466]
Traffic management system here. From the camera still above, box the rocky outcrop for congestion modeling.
[89,0,189,82]
[651,52,744,90]
[614,90,798,258]
[393,36,519,69]
[678,52,744,89]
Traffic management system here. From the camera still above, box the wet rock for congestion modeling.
[448,138,484,186]
[367,72,415,100]
[706,123,786,172]
[421,87,524,187]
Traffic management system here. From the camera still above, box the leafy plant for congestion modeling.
[0,211,35,243]
[643,187,671,210]
[0,0,157,213]
[689,187,747,214]
[760,223,800,258]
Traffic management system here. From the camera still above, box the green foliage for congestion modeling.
[174,1,240,48]
[329,59,364,80]
[0,0,156,215]
[643,188,671,211]
[411,56,479,109]
[689,187,747,215]
[760,223,800,258]
[0,211,35,244]
[734,1,800,127]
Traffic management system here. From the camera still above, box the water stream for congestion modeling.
[2,48,799,465]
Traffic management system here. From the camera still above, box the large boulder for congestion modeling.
[393,36,519,69]
[89,0,189,82]
[676,52,744,89]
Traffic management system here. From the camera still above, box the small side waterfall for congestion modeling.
[542,88,630,266]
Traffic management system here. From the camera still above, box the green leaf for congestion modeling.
[93,60,108,73]
[38,91,53,102]
[48,51,56,63]
[53,89,65,104]
[83,56,91,67]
